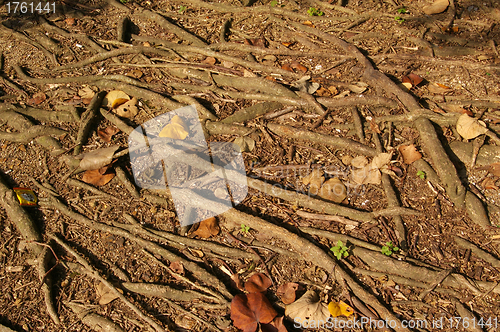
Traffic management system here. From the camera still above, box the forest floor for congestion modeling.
[1,0,500,331]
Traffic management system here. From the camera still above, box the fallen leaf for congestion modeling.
[277,282,299,304]
[351,156,369,169]
[114,97,138,118]
[103,90,130,108]
[234,136,255,152]
[423,0,449,15]
[290,61,308,73]
[285,290,330,324]
[244,38,267,48]
[191,217,219,239]
[169,261,184,275]
[65,17,76,26]
[202,56,217,65]
[399,144,422,164]
[301,168,324,195]
[78,86,95,99]
[477,163,500,177]
[318,177,347,203]
[231,293,277,332]
[281,42,294,47]
[96,281,119,305]
[127,69,143,79]
[302,21,315,27]
[82,168,115,186]
[27,92,46,105]
[370,119,381,134]
[428,82,452,94]
[351,166,381,185]
[440,104,473,116]
[292,76,320,94]
[327,86,338,95]
[245,273,272,293]
[281,64,294,72]
[328,300,354,317]
[159,115,189,140]
[261,316,289,332]
[401,73,424,89]
[456,113,488,139]
[372,152,392,169]
[348,82,368,94]
[97,126,120,142]
[315,87,331,96]
[78,146,119,171]
[481,177,499,190]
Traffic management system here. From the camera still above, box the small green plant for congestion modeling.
[381,241,399,256]
[307,7,324,16]
[330,240,349,260]
[270,0,278,6]
[178,5,187,13]
[119,0,128,3]
[394,16,405,24]
[241,223,250,234]
[416,170,426,180]
[396,7,407,14]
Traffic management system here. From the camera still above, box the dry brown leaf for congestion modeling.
[96,282,119,305]
[127,69,143,79]
[315,87,331,96]
[281,42,294,47]
[234,136,255,152]
[281,64,294,72]
[285,290,330,324]
[191,217,220,238]
[245,273,272,293]
[97,126,120,143]
[348,82,368,94]
[302,21,315,27]
[456,113,488,139]
[428,82,452,94]
[261,316,289,332]
[114,97,138,118]
[231,273,245,291]
[402,73,424,89]
[351,156,369,168]
[169,261,184,275]
[244,38,267,48]
[481,177,499,190]
[290,61,308,73]
[277,283,299,304]
[301,168,324,195]
[440,104,472,115]
[28,92,47,105]
[159,115,189,140]
[477,163,500,177]
[78,86,95,99]
[78,146,119,171]
[423,0,449,15]
[231,293,277,332]
[82,168,115,186]
[399,144,422,164]
[202,56,217,65]
[318,178,347,203]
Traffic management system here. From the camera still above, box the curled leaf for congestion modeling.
[159,115,189,140]
[245,273,272,293]
[231,293,277,332]
[277,282,299,304]
[318,177,347,203]
[114,97,139,118]
[82,168,115,186]
[327,300,354,317]
[103,90,130,108]
[97,126,120,142]
[190,217,219,239]
[456,113,488,139]
[399,144,422,164]
[285,290,330,324]
[423,0,449,15]
[234,136,255,152]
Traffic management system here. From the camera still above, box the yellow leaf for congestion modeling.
[456,113,488,140]
[328,301,354,317]
[159,115,189,140]
[103,90,130,108]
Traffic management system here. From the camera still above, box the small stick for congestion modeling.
[74,91,106,155]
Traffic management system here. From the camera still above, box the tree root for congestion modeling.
[74,91,106,155]
[36,242,60,325]
[267,122,377,156]
[115,166,141,199]
[66,301,126,332]
[454,236,500,268]
[221,209,410,332]
[50,234,167,332]
[121,282,220,302]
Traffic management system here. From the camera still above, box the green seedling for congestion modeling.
[416,170,426,180]
[394,16,405,24]
[178,5,187,13]
[307,7,324,16]
[330,240,349,260]
[270,0,278,6]
[241,223,250,234]
[396,7,407,14]
[381,241,399,256]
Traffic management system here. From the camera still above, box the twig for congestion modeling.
[418,269,452,301]
[74,91,106,155]
[296,210,359,226]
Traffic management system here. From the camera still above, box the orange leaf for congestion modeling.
[190,217,219,239]
[245,273,272,293]
[277,282,299,304]
[231,293,277,332]
[328,300,355,317]
[169,261,184,275]
[27,92,47,105]
[302,21,315,27]
[202,56,216,65]
[290,61,308,73]
[398,144,422,164]
[97,126,120,142]
[82,168,115,186]
[281,64,294,72]
[281,42,294,47]
[261,316,289,332]
[481,177,499,190]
